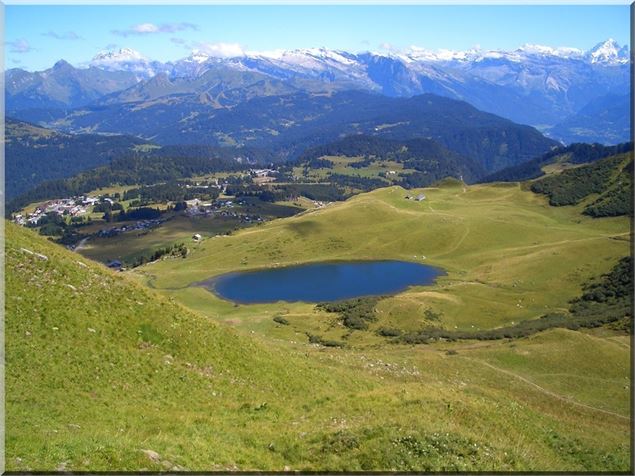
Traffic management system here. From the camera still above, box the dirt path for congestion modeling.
[74,237,90,252]
[463,357,630,421]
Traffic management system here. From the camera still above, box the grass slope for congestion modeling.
[141,182,629,335]
[530,153,631,207]
[480,143,632,184]
[6,222,631,471]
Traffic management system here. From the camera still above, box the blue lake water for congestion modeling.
[198,260,445,304]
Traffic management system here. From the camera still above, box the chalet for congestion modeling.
[250,168,277,178]
[415,194,426,201]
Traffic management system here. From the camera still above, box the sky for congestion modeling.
[5,4,631,70]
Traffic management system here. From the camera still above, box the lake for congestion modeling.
[197,260,445,304]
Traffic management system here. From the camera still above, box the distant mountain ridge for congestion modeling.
[6,39,630,144]
[4,117,149,201]
[35,90,558,173]
[5,60,138,111]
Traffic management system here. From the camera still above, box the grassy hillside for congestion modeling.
[6,221,631,471]
[140,181,629,337]
[530,153,633,217]
[480,142,632,183]
[296,134,485,184]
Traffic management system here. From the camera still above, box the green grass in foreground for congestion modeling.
[6,179,632,471]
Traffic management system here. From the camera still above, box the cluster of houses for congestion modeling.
[184,179,229,194]
[184,198,241,217]
[13,196,100,226]
[250,168,277,178]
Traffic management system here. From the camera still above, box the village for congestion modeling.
[12,195,100,226]
[9,165,337,273]
[11,167,280,227]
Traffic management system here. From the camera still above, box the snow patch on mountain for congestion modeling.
[585,39,630,64]
[91,48,147,64]
[90,48,168,79]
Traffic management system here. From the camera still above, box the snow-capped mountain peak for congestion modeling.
[91,47,147,64]
[89,47,168,80]
[515,43,583,59]
[401,46,482,63]
[185,51,212,64]
[586,38,629,64]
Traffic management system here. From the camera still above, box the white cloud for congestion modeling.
[42,30,83,41]
[170,37,191,50]
[133,23,159,34]
[194,42,245,58]
[112,22,198,37]
[7,38,34,54]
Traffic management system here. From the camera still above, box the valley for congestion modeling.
[4,14,632,472]
[136,178,630,341]
[6,173,631,471]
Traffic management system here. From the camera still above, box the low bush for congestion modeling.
[376,327,402,337]
[273,315,289,325]
[316,296,383,331]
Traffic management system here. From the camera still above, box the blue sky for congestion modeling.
[5,4,631,70]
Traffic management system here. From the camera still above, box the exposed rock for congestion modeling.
[141,449,161,463]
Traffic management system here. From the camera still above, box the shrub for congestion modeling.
[306,333,344,348]
[377,327,402,337]
[316,296,383,331]
[273,316,289,325]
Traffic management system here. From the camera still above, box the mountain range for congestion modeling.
[21,91,557,172]
[6,39,630,145]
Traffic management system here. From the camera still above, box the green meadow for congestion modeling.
[5,178,631,472]
[141,182,629,336]
[293,155,414,182]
